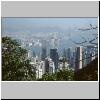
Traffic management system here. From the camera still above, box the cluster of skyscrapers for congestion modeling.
[17,37,98,79]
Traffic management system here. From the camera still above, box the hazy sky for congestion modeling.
[2,18,97,34]
[1,18,98,49]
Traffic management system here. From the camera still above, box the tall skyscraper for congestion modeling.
[41,40,47,61]
[82,47,86,67]
[63,48,67,58]
[75,46,83,71]
[72,51,76,68]
[45,58,50,73]
[50,49,59,72]
[67,48,71,64]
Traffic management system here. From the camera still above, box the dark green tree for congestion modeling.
[39,69,74,81]
[41,72,56,81]
[56,69,74,81]
[2,37,36,81]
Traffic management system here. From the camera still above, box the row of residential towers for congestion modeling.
[27,39,97,78]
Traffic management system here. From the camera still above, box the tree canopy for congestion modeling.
[38,69,74,81]
[2,37,36,81]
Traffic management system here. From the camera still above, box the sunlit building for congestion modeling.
[75,46,83,71]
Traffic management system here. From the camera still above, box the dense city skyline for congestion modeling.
[2,18,98,80]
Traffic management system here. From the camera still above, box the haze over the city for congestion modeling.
[2,18,98,54]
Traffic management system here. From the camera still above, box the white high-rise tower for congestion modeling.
[75,46,83,71]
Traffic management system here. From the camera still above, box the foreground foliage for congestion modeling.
[74,57,98,81]
[2,37,36,81]
[38,69,74,81]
